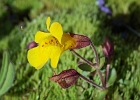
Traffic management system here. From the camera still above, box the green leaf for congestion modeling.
[78,63,92,71]
[0,51,15,96]
[92,57,105,71]
[99,57,105,69]
[113,88,123,100]
[0,62,15,96]
[107,68,117,87]
[78,57,105,72]
[93,89,108,100]
[0,51,9,89]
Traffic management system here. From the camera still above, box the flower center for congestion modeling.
[40,35,76,51]
[40,36,62,48]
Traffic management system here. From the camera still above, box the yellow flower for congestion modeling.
[27,17,76,69]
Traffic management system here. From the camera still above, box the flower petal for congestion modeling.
[35,31,51,43]
[50,22,63,44]
[27,46,49,69]
[62,33,76,50]
[50,47,62,68]
[46,17,51,31]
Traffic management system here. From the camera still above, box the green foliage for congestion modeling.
[107,68,117,87]
[0,51,15,96]
[93,89,108,100]
[0,0,140,100]
[78,63,92,72]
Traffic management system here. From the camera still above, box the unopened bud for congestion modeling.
[26,41,38,49]
[70,33,91,49]
[101,37,114,58]
[50,69,79,88]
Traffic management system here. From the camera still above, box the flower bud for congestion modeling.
[50,69,79,88]
[101,37,114,58]
[70,33,91,49]
[26,41,38,49]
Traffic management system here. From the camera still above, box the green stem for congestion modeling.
[70,50,97,68]
[79,74,105,90]
[90,42,99,67]
[90,42,106,87]
[124,24,140,37]
[105,58,111,87]
[71,41,106,88]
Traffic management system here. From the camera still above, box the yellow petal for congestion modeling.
[27,46,50,69]
[35,31,51,43]
[46,17,51,31]
[50,47,62,68]
[50,22,63,44]
[62,33,76,50]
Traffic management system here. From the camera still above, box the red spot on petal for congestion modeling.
[56,41,58,44]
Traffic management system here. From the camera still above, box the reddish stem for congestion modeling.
[90,42,106,87]
[70,50,97,68]
[79,74,105,90]
[105,58,111,88]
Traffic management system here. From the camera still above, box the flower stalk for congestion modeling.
[79,74,105,90]
[70,50,97,68]
[90,42,106,88]
[90,41,99,67]
[71,41,108,89]
[105,58,111,87]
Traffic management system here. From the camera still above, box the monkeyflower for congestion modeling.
[27,17,90,69]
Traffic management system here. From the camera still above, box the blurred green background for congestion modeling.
[0,0,140,100]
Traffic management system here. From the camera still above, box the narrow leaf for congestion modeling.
[99,57,105,69]
[107,68,117,87]
[93,89,108,100]
[0,51,9,89]
[78,62,92,71]
[0,62,15,96]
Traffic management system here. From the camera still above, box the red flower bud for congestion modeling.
[70,33,91,49]
[50,69,79,88]
[101,37,114,58]
[26,41,38,49]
